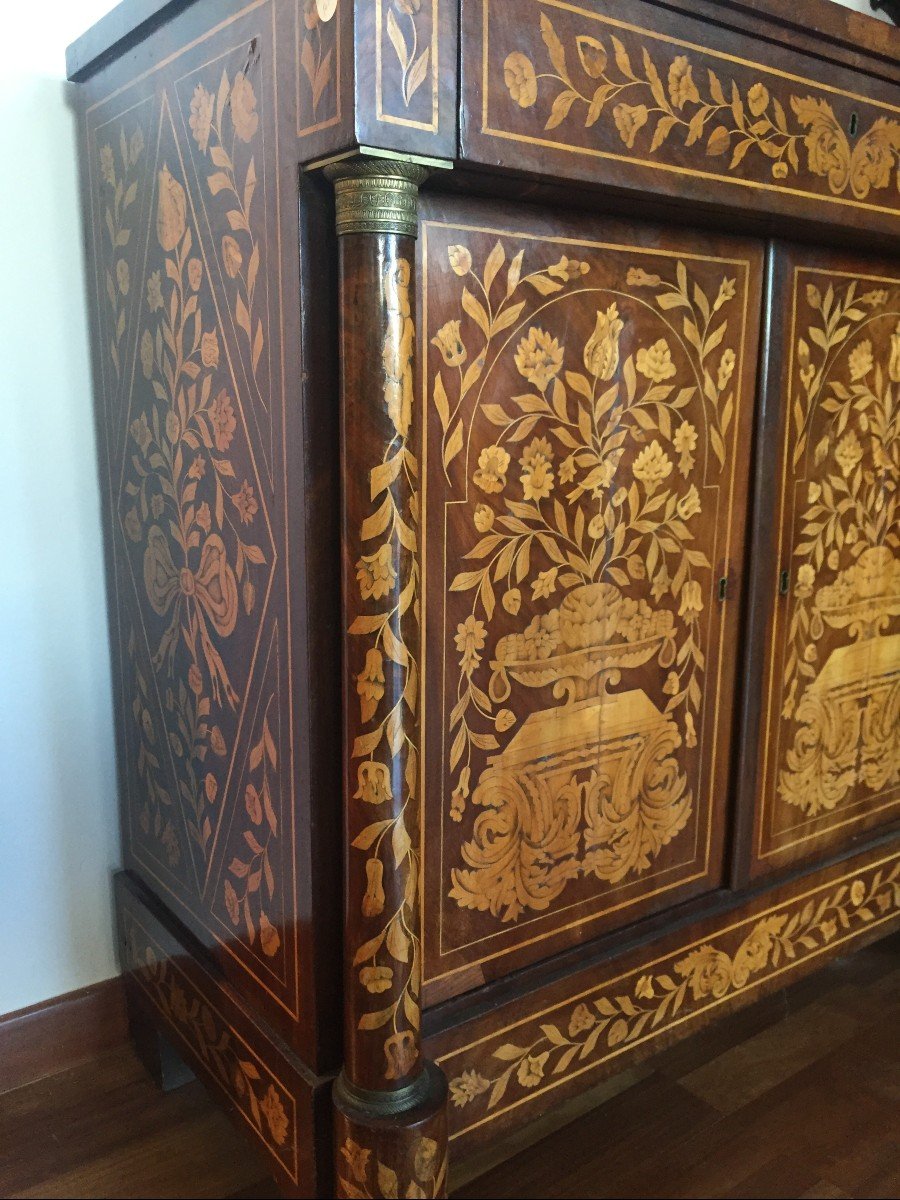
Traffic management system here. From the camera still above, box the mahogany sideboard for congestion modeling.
[67,0,900,1194]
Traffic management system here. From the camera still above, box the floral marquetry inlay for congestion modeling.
[438,855,900,1134]
[481,1,900,217]
[421,214,759,989]
[756,265,900,866]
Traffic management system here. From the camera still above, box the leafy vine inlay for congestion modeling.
[502,12,900,200]
[349,258,422,1082]
[446,861,900,1118]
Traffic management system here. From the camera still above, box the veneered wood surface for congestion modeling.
[75,0,342,1068]
[418,194,762,1002]
[737,244,900,882]
[461,0,900,246]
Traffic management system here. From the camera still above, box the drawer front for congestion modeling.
[461,0,900,241]
[742,247,900,880]
[418,197,763,1002]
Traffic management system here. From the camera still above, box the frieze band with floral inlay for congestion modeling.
[439,854,900,1133]
[483,1,900,214]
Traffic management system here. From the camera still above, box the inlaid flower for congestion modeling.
[613,102,648,149]
[795,98,851,194]
[635,974,655,1000]
[548,256,590,281]
[521,457,554,502]
[357,648,385,722]
[520,437,554,471]
[514,326,564,390]
[677,484,701,520]
[455,616,487,676]
[130,413,152,454]
[674,421,697,476]
[356,543,396,601]
[201,330,219,368]
[189,84,214,152]
[354,761,392,806]
[502,588,521,616]
[820,919,837,942]
[568,1003,595,1037]
[633,440,673,493]
[473,444,510,494]
[341,1139,371,1185]
[584,303,624,381]
[140,330,154,379]
[156,164,186,252]
[146,271,163,312]
[678,579,704,622]
[360,965,393,994]
[116,259,130,295]
[432,318,467,367]
[559,454,577,484]
[627,267,661,288]
[233,480,258,525]
[663,671,680,696]
[517,1052,550,1088]
[229,72,259,142]
[740,83,768,121]
[450,1070,490,1108]
[795,563,815,599]
[835,429,863,477]
[414,1138,439,1183]
[717,347,736,391]
[677,944,733,1000]
[503,52,538,108]
[848,339,873,381]
[448,244,472,276]
[636,338,677,382]
[532,567,558,601]
[260,1085,289,1146]
[385,1030,418,1080]
[891,321,900,383]
[668,56,699,109]
[473,504,494,533]
[362,858,385,917]
[209,389,237,451]
[124,507,142,543]
[222,234,243,279]
[316,0,338,19]
[850,879,866,906]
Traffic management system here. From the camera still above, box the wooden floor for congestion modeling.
[1,933,898,1199]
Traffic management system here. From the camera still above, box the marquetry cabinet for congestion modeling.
[68,1,900,1196]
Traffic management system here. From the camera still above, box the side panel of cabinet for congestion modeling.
[738,245,900,882]
[77,0,342,1067]
[415,196,763,1004]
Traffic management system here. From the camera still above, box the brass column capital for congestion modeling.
[324,157,430,239]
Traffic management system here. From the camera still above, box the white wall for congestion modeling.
[0,1,125,1016]
[0,0,891,1018]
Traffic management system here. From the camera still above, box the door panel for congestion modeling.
[741,245,900,881]
[418,197,763,1002]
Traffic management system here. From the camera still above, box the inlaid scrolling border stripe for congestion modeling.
[433,848,900,1137]
[480,0,900,218]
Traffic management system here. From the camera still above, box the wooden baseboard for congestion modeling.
[0,976,127,1095]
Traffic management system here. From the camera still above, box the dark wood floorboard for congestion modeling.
[0,934,896,1199]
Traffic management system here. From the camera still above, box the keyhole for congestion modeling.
[780,569,790,596]
[849,112,859,137]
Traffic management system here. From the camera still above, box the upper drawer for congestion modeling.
[738,243,900,881]
[460,0,900,240]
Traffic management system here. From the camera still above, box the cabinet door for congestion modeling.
[418,197,763,1003]
[740,246,900,881]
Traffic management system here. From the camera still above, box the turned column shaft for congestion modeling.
[326,158,448,1199]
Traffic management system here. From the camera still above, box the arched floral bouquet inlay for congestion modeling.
[429,233,743,924]
[776,277,900,819]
